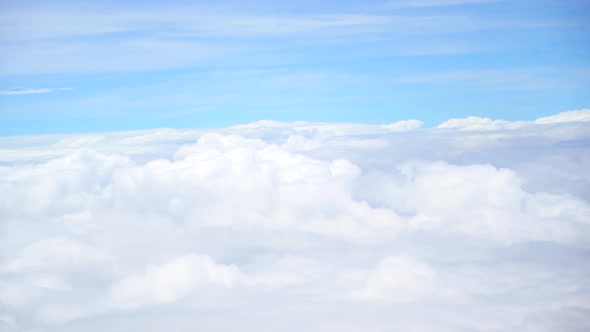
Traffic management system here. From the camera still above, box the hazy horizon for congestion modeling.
[1,0,589,135]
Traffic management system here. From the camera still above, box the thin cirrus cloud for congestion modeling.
[0,88,72,96]
[0,6,527,41]
[389,0,506,8]
[0,1,567,76]
[0,109,589,331]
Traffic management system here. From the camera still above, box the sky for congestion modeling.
[0,0,589,135]
[1,1,590,331]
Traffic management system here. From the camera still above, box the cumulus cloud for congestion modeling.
[437,108,590,131]
[354,255,437,302]
[437,116,524,130]
[109,255,242,309]
[0,109,589,331]
[382,119,424,131]
[535,109,590,124]
[4,237,109,272]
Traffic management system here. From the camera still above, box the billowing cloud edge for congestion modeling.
[437,108,590,131]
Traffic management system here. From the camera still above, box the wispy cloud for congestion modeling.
[389,0,505,8]
[0,10,482,42]
[0,2,566,76]
[390,67,588,91]
[0,88,72,96]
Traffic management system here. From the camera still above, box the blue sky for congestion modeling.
[1,0,589,135]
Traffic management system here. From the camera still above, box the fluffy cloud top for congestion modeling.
[438,109,590,130]
[0,109,589,331]
[109,255,242,309]
[437,116,523,130]
[382,119,424,131]
[535,109,590,124]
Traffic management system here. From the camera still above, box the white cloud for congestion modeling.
[390,0,504,7]
[436,108,590,131]
[109,255,242,309]
[0,109,589,330]
[392,67,579,92]
[354,255,437,302]
[0,3,560,75]
[437,116,523,130]
[535,109,590,124]
[382,119,424,131]
[393,161,589,245]
[0,88,72,95]
[4,237,109,272]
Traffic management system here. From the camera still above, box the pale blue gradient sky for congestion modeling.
[1,0,589,135]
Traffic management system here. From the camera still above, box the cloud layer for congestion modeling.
[0,110,589,331]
